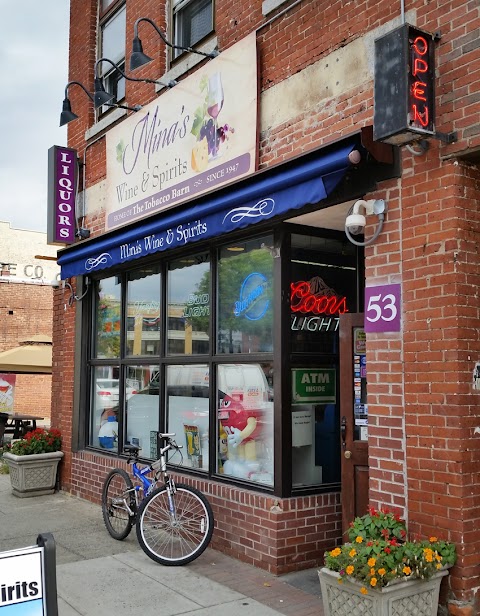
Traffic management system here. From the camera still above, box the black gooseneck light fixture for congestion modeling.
[93,57,177,108]
[130,16,218,72]
[59,80,142,127]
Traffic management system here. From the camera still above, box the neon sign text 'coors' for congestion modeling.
[290,281,348,316]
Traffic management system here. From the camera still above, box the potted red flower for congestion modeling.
[3,428,63,497]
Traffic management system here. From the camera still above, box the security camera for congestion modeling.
[345,212,366,235]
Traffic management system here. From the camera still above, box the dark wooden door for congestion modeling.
[339,313,369,535]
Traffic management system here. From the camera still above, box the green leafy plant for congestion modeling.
[7,428,62,456]
[324,507,456,594]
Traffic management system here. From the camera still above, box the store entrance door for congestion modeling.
[339,313,369,534]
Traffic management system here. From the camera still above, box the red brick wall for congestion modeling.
[70,449,341,574]
[0,282,53,422]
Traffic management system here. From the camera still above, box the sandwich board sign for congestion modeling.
[0,534,58,615]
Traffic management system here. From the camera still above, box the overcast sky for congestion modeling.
[0,1,70,233]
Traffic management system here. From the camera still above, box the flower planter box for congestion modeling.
[318,566,448,616]
[3,451,64,498]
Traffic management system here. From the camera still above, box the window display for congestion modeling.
[126,266,161,356]
[166,364,210,470]
[217,362,273,485]
[217,237,274,354]
[125,365,160,457]
[167,254,210,355]
[95,277,121,359]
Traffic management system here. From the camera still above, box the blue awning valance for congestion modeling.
[58,139,357,279]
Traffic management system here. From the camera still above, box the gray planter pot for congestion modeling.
[3,451,64,498]
[319,566,448,616]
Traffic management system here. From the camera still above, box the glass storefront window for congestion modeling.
[290,235,357,354]
[217,237,274,354]
[167,254,210,355]
[126,266,161,356]
[95,276,121,359]
[291,367,340,487]
[90,366,120,451]
[166,364,210,470]
[217,362,273,486]
[125,365,160,457]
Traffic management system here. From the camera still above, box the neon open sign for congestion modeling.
[409,29,434,134]
[373,24,435,145]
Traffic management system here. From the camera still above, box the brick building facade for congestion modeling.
[0,222,59,422]
[54,1,480,613]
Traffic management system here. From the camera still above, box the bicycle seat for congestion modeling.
[123,445,141,455]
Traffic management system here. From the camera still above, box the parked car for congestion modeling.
[96,379,137,410]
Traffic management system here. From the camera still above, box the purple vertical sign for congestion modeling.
[364,283,401,332]
[47,145,77,245]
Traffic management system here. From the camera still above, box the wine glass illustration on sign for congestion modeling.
[207,73,224,159]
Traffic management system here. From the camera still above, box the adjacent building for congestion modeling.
[53,1,480,613]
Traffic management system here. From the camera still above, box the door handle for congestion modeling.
[341,416,347,449]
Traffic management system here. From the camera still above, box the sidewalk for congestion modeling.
[0,474,324,616]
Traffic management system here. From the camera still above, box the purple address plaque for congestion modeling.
[364,283,401,333]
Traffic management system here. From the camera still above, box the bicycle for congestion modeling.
[101,432,214,566]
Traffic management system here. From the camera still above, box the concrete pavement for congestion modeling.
[0,474,324,616]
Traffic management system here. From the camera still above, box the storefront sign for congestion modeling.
[373,24,435,145]
[47,145,77,245]
[292,369,336,404]
[105,33,258,230]
[0,534,58,615]
[364,283,401,332]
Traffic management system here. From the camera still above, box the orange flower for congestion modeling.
[378,568,386,576]
[367,558,376,567]
[429,536,437,542]
[346,565,354,575]
[370,577,378,587]
[403,566,412,575]
[370,568,375,576]
[330,548,341,557]
[355,536,363,544]
[360,587,368,595]
[349,548,357,557]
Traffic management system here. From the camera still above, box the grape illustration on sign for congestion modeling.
[191,73,235,171]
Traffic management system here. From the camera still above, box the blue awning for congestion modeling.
[58,139,357,279]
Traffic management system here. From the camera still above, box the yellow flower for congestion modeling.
[346,565,354,575]
[429,536,437,542]
[370,577,378,587]
[330,548,342,557]
[436,563,442,570]
[360,587,368,595]
[424,548,434,562]
[349,548,357,557]
[378,568,386,576]
[355,536,363,543]
[435,554,442,562]
[403,566,412,575]
[368,558,376,567]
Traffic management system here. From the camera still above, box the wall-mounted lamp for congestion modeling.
[345,199,387,247]
[130,17,218,72]
[94,57,177,108]
[60,80,142,127]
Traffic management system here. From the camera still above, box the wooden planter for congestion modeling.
[318,567,448,616]
[3,451,64,498]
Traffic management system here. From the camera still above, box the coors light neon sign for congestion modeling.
[290,277,348,333]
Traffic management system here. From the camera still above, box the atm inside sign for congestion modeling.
[292,369,336,404]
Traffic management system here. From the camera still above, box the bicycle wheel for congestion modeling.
[102,468,136,540]
[136,483,214,565]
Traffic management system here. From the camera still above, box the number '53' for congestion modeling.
[366,293,397,323]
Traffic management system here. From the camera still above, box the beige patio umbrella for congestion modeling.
[0,335,52,374]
